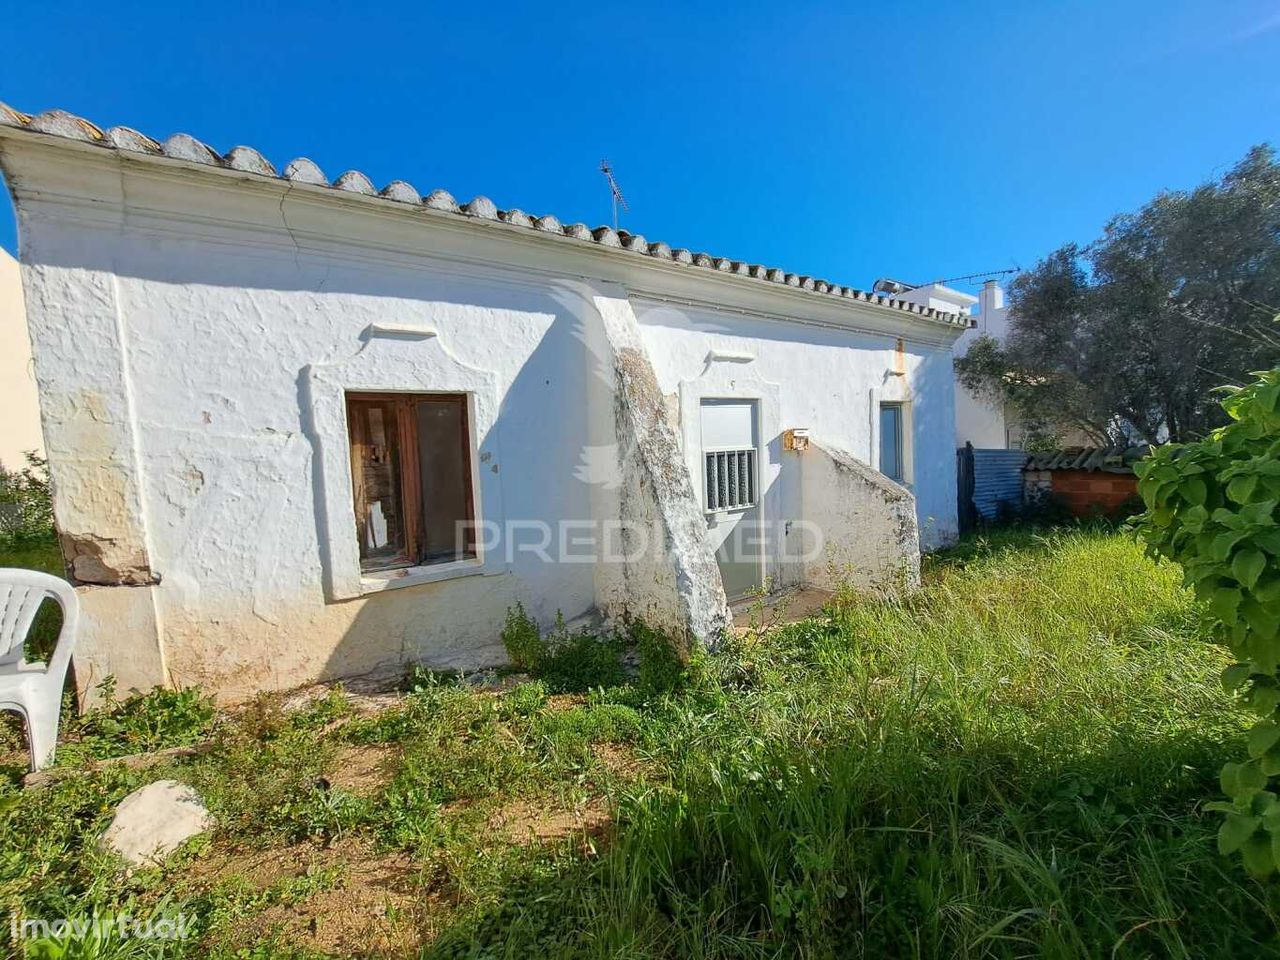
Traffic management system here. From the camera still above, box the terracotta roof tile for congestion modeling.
[0,103,972,329]
[1023,446,1150,474]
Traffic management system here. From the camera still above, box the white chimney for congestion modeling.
[974,280,1009,338]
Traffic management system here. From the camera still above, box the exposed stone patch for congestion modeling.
[60,532,155,585]
[100,780,212,866]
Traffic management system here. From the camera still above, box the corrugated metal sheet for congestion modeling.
[972,448,1027,520]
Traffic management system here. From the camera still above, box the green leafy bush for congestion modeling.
[500,606,626,693]
[1135,365,1280,876]
[66,685,217,761]
[500,602,545,672]
[630,618,688,698]
[0,452,55,546]
[536,615,625,693]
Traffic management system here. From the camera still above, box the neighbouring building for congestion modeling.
[1024,446,1145,518]
[892,280,1026,525]
[952,280,1026,450]
[896,279,1021,450]
[0,104,968,701]
[0,246,44,469]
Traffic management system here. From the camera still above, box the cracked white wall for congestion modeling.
[633,297,959,559]
[3,137,961,701]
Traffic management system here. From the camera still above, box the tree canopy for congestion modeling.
[957,145,1280,444]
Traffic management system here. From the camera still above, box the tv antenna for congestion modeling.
[600,159,629,230]
[937,267,1018,286]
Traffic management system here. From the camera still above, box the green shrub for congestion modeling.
[501,602,545,672]
[0,452,54,546]
[65,685,216,761]
[501,606,626,693]
[1135,365,1280,877]
[630,619,688,698]
[537,630,625,694]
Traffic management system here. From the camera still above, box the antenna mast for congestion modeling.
[599,159,629,231]
[936,267,1018,286]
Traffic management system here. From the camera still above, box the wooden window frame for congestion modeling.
[346,391,476,573]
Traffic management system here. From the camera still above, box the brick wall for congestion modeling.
[1049,469,1138,518]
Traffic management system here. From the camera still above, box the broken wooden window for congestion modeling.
[346,393,476,572]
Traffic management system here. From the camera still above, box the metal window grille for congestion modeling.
[704,448,757,511]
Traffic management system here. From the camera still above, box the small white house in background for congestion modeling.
[896,279,1020,450]
[0,104,968,702]
[0,246,44,469]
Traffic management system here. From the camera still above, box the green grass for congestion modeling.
[0,534,64,577]
[1,526,1277,957]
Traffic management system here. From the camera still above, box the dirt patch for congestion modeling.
[592,742,647,779]
[325,743,397,796]
[732,587,833,635]
[280,677,404,718]
[192,836,431,955]
[488,796,611,847]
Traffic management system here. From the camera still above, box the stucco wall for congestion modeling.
[799,441,919,591]
[2,133,963,700]
[0,247,43,469]
[106,234,604,695]
[635,299,960,553]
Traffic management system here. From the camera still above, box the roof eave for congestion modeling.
[0,105,970,339]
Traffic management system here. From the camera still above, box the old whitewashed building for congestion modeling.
[0,105,968,700]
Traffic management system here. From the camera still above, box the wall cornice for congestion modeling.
[1,131,966,348]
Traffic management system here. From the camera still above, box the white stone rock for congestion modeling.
[100,779,212,866]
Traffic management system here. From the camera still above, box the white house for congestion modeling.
[0,104,968,701]
[953,281,1023,449]
[893,280,1019,450]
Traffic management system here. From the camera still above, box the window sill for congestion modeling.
[704,504,758,517]
[359,557,486,595]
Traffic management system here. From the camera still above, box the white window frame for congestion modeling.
[304,323,504,601]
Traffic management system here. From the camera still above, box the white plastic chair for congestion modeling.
[0,569,78,770]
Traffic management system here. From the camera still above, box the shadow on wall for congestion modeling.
[315,300,609,687]
[28,235,619,696]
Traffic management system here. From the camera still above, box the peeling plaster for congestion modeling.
[61,532,156,586]
[2,137,959,701]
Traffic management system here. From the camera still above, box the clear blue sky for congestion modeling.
[1,0,1277,295]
